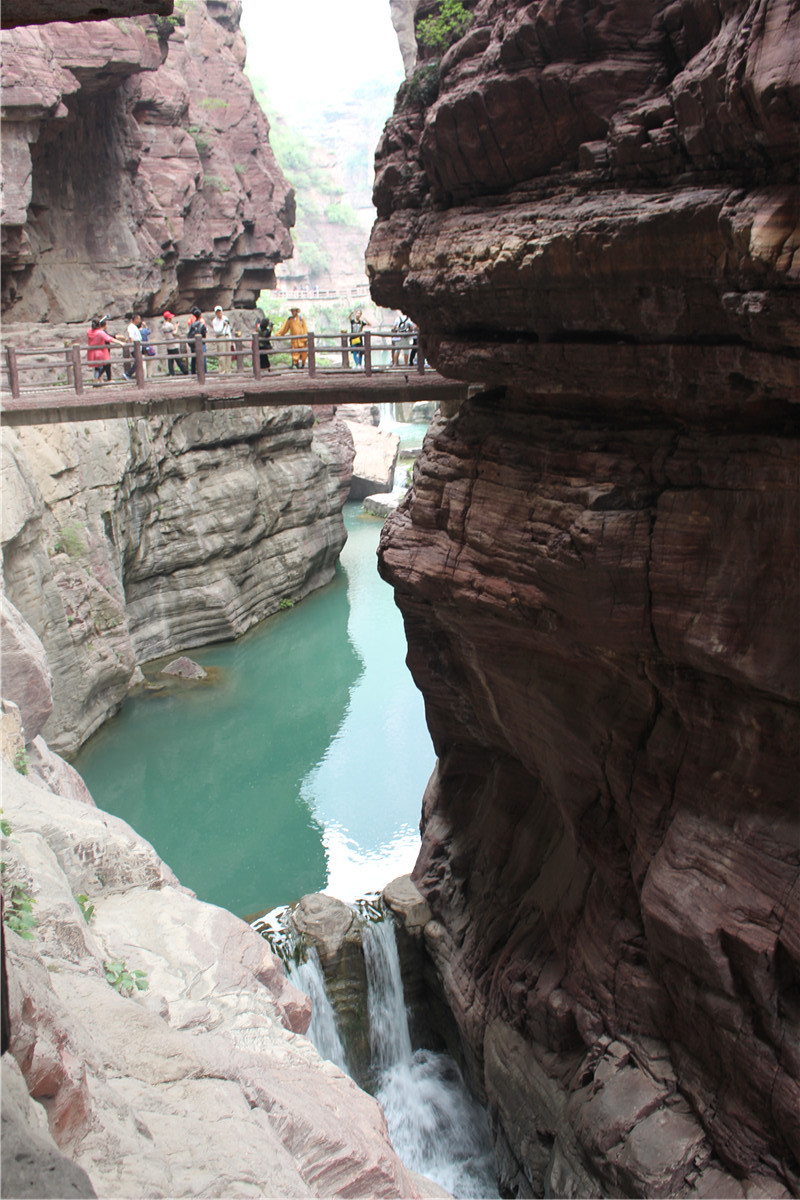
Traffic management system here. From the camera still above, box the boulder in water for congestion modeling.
[161,657,207,680]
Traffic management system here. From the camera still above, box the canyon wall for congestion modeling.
[1,0,293,321]
[369,0,799,1196]
[1,406,354,757]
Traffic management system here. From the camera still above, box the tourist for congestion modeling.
[408,320,420,366]
[86,315,124,385]
[348,308,370,368]
[211,304,233,374]
[391,314,412,366]
[124,313,144,380]
[277,306,308,368]
[162,311,188,376]
[256,314,273,371]
[187,306,207,374]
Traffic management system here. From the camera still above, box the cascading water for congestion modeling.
[287,947,349,1074]
[362,918,499,1199]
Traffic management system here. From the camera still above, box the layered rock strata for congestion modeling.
[369,0,800,1195]
[0,615,431,1200]
[1,0,293,321]
[1,406,354,756]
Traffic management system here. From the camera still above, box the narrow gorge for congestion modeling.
[1,0,799,1198]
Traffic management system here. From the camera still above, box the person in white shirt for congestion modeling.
[125,313,146,379]
[211,305,233,374]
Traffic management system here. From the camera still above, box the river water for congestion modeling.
[73,500,435,919]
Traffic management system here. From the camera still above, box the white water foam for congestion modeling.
[287,946,349,1073]
[362,918,498,1199]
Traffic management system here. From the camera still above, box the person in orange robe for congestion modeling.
[277,307,308,368]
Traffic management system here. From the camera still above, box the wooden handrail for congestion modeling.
[1,324,425,397]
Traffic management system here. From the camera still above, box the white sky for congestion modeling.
[239,0,405,122]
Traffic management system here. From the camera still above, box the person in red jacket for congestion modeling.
[87,315,125,384]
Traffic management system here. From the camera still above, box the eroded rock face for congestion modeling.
[1,0,293,320]
[1,407,355,756]
[370,0,799,1195]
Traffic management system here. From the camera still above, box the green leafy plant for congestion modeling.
[104,959,149,995]
[324,200,360,227]
[203,174,230,193]
[75,894,95,923]
[417,0,473,50]
[53,522,87,559]
[13,749,28,776]
[279,598,294,610]
[188,126,212,157]
[199,97,228,110]
[1,814,11,838]
[404,62,441,109]
[3,883,36,940]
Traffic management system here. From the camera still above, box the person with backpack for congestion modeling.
[391,314,412,366]
[348,308,370,368]
[256,314,273,371]
[187,307,207,375]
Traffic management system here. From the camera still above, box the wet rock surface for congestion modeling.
[370,0,800,1195]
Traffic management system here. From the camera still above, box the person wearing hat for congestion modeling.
[187,306,207,375]
[86,314,125,385]
[162,311,188,376]
[211,304,233,374]
[277,306,308,368]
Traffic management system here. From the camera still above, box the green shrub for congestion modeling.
[104,959,149,996]
[417,0,473,50]
[13,749,28,776]
[3,883,36,940]
[75,893,95,923]
[404,62,441,109]
[53,522,87,559]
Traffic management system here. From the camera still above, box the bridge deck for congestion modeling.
[1,368,469,427]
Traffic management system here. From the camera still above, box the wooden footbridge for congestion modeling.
[1,328,469,427]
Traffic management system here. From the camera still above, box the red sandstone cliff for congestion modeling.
[1,0,293,322]
[369,1,799,1196]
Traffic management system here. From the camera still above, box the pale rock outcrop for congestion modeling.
[291,893,371,1085]
[1,761,428,1199]
[345,422,400,500]
[1,406,354,756]
[0,595,54,742]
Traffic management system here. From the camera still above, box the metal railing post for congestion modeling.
[133,341,145,387]
[364,330,372,376]
[416,335,425,374]
[340,332,348,368]
[251,333,261,379]
[307,331,316,378]
[71,344,84,394]
[65,341,74,388]
[6,348,20,399]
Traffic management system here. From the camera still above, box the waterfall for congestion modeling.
[287,947,349,1073]
[362,917,498,1199]
[363,917,413,1070]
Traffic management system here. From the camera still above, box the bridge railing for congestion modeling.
[3,326,425,399]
